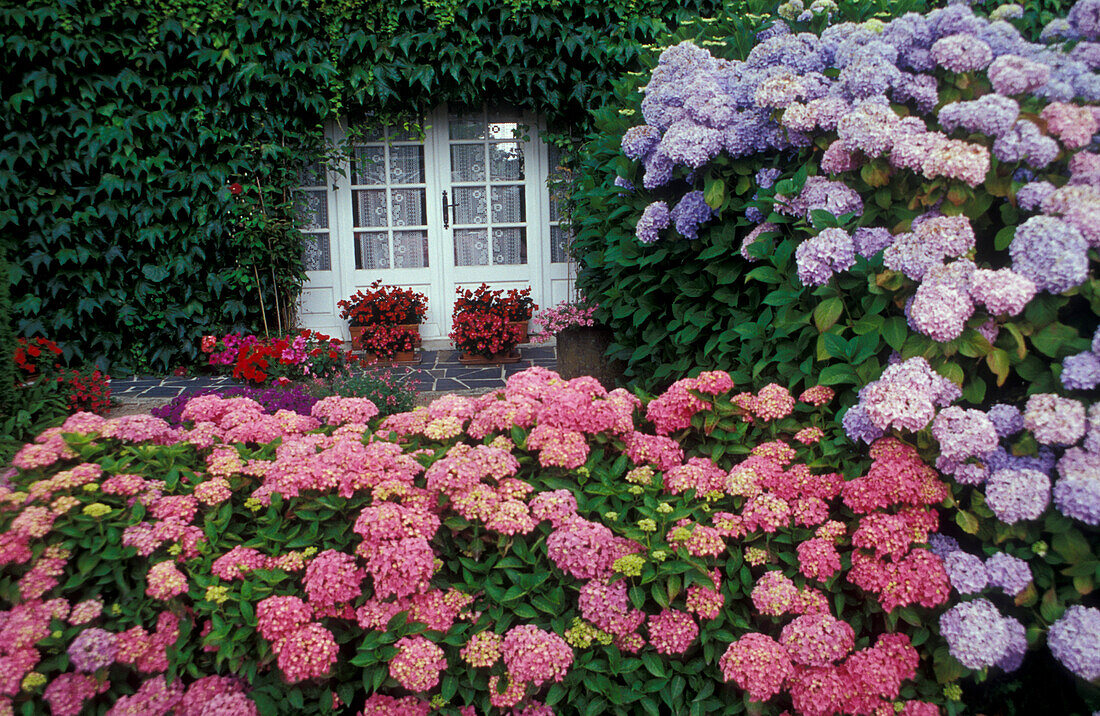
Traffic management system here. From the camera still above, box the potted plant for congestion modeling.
[449,310,523,363]
[532,299,622,386]
[338,280,428,345]
[356,324,421,364]
[499,287,537,343]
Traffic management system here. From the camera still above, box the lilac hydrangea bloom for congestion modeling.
[931,34,993,73]
[928,533,960,558]
[755,167,782,189]
[987,404,1024,438]
[933,407,999,461]
[642,152,673,189]
[985,552,1032,596]
[658,121,723,169]
[1048,605,1100,680]
[795,228,856,286]
[1053,447,1100,525]
[985,468,1051,523]
[954,461,990,486]
[883,215,975,281]
[1024,393,1087,446]
[996,616,1028,673]
[1010,216,1089,294]
[1069,0,1100,41]
[988,54,1052,96]
[852,227,894,258]
[943,550,989,594]
[857,356,960,433]
[670,191,715,240]
[1016,181,1057,211]
[993,120,1060,168]
[613,176,634,192]
[1062,352,1100,390]
[837,102,901,155]
[907,282,974,342]
[68,628,118,672]
[939,599,1012,669]
[841,404,885,444]
[938,94,1019,137]
[621,125,661,160]
[636,201,670,244]
[968,268,1036,316]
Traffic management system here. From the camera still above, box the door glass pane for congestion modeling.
[449,112,486,140]
[391,188,426,227]
[489,121,523,140]
[453,187,487,225]
[450,145,486,182]
[389,145,424,184]
[489,142,524,181]
[299,163,325,186]
[353,189,388,227]
[295,190,328,230]
[393,230,429,268]
[303,234,331,271]
[455,228,489,266]
[355,231,389,270]
[491,185,525,223]
[352,146,386,185]
[550,225,572,264]
[493,228,526,265]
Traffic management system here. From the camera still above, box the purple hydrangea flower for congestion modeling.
[939,599,1012,669]
[642,152,673,189]
[841,404,885,444]
[944,550,989,594]
[1024,393,1087,446]
[755,167,782,189]
[857,356,960,433]
[1069,0,1100,41]
[795,228,856,286]
[928,533,960,558]
[954,461,990,486]
[907,282,973,342]
[68,628,118,672]
[987,404,1024,438]
[1048,605,1100,681]
[938,94,1020,138]
[993,120,1060,168]
[968,268,1036,316]
[1062,352,1100,390]
[621,125,661,160]
[931,34,993,73]
[1071,41,1100,69]
[933,407,999,461]
[745,206,765,223]
[670,191,715,240]
[1016,181,1057,212]
[985,552,1032,596]
[1053,447,1100,525]
[1010,216,1089,294]
[852,227,894,258]
[989,54,1052,97]
[839,57,900,99]
[837,101,900,155]
[658,120,723,169]
[997,616,1028,673]
[985,468,1051,524]
[636,201,670,244]
[613,175,634,192]
[883,215,974,281]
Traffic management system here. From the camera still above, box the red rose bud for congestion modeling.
[229,182,243,195]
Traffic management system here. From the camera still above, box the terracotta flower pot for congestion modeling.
[509,320,529,344]
[362,350,421,366]
[458,349,522,365]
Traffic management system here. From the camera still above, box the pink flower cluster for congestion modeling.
[646,370,733,434]
[389,635,447,692]
[255,596,338,682]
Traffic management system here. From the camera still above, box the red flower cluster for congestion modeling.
[449,312,523,359]
[338,281,428,327]
[453,284,537,322]
[358,325,420,359]
[202,330,355,385]
[14,337,62,376]
[58,368,111,415]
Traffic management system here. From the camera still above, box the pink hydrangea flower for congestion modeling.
[719,632,794,702]
[389,635,447,691]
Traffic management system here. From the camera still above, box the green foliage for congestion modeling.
[0,244,16,418]
[312,369,419,415]
[0,378,68,466]
[3,0,731,374]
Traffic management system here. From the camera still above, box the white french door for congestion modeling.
[297,105,575,341]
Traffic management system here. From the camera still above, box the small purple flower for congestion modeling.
[1069,0,1100,41]
[985,468,1051,524]
[613,176,634,192]
[1048,605,1100,681]
[997,616,1028,673]
[621,125,661,160]
[643,152,674,189]
[1053,447,1100,525]
[670,191,716,240]
[954,461,990,486]
[1010,216,1089,295]
[852,227,894,258]
[933,407,998,461]
[636,201,670,245]
[755,167,782,189]
[1016,181,1056,212]
[985,552,1032,596]
[938,94,1019,138]
[841,404,885,444]
[1024,393,1087,446]
[68,628,118,672]
[939,599,1011,669]
[943,551,989,594]
[1061,352,1100,390]
[795,228,856,286]
[931,34,993,73]
[987,404,1024,438]
[928,533,960,558]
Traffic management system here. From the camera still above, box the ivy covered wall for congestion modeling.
[1,0,730,373]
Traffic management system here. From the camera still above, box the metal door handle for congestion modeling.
[441,190,458,229]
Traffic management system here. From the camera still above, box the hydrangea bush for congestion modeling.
[1,365,1020,715]
[573,0,1100,711]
